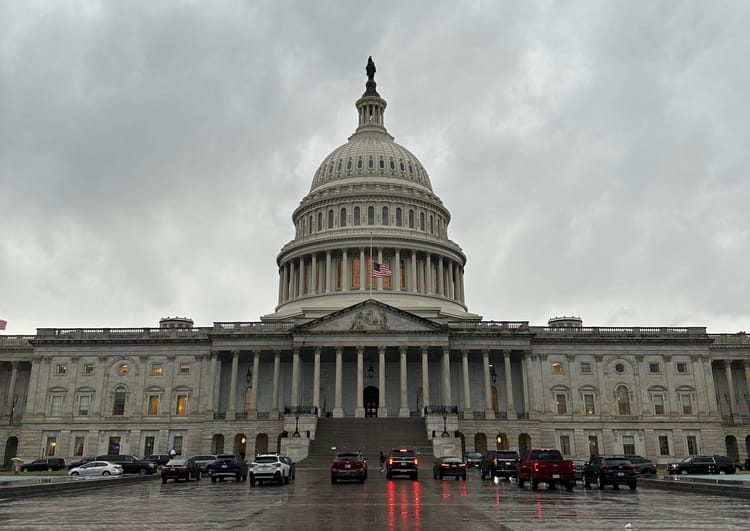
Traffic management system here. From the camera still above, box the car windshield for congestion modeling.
[168,459,187,465]
[194,455,215,460]
[498,452,519,458]
[530,450,563,460]
[336,453,361,459]
[442,457,461,463]
[255,456,278,463]
[603,459,630,465]
[391,449,416,457]
[466,453,481,458]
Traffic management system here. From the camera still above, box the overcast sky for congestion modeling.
[1,1,748,335]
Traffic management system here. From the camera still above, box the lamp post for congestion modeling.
[442,415,449,437]
[294,415,300,437]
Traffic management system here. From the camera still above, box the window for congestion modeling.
[83,363,95,375]
[580,361,592,374]
[658,435,670,456]
[551,362,565,374]
[686,435,698,455]
[144,436,155,457]
[148,395,159,416]
[583,394,596,415]
[50,395,63,416]
[382,207,389,226]
[55,364,67,375]
[367,206,374,225]
[317,212,322,231]
[73,436,85,457]
[78,394,91,416]
[108,436,121,455]
[408,209,414,228]
[396,208,402,227]
[118,364,129,376]
[588,435,599,456]
[46,436,57,457]
[680,393,693,415]
[327,210,333,229]
[555,393,567,415]
[353,206,360,225]
[112,387,126,416]
[559,435,571,456]
[676,362,688,374]
[173,436,184,456]
[175,394,188,416]
[179,363,191,375]
[616,385,631,415]
[615,362,625,374]
[339,208,347,227]
[649,362,660,374]
[653,394,665,415]
[151,364,163,376]
[419,212,425,231]
[622,435,635,455]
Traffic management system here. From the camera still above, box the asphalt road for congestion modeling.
[1,468,749,530]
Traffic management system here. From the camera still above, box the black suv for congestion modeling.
[21,458,66,472]
[583,455,637,490]
[210,453,248,482]
[95,455,157,475]
[386,448,419,480]
[480,450,520,480]
[623,455,656,475]
[667,455,736,475]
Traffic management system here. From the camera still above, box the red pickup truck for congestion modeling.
[516,448,576,491]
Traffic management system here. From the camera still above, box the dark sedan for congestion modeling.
[667,455,736,475]
[583,456,637,490]
[433,456,467,480]
[161,458,202,483]
[464,452,482,469]
[68,457,95,470]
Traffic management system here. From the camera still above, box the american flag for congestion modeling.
[372,263,391,277]
[0,319,6,331]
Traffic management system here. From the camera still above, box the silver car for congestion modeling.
[68,460,123,477]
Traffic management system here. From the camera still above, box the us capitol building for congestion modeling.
[2,60,749,467]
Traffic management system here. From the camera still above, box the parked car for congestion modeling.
[210,453,248,482]
[480,450,520,480]
[145,454,172,467]
[386,448,419,480]
[432,456,467,480]
[330,451,367,484]
[623,455,657,475]
[280,455,296,481]
[95,455,157,475]
[68,460,123,477]
[464,452,482,469]
[583,455,637,490]
[667,455,736,475]
[161,457,202,483]
[745,458,750,471]
[517,449,576,491]
[67,457,95,470]
[572,459,587,482]
[190,454,218,476]
[21,458,66,472]
[249,453,290,486]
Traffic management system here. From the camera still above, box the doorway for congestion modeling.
[364,386,379,417]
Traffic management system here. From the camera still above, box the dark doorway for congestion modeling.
[4,437,18,467]
[364,386,379,417]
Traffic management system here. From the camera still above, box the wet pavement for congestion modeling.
[1,468,749,530]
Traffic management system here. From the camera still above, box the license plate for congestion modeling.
[345,464,351,469]
[618,472,624,476]
[552,474,560,479]
[222,465,227,468]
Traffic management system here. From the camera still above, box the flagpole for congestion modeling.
[369,233,373,298]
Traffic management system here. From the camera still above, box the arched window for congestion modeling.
[308,214,313,234]
[367,206,375,225]
[382,207,389,226]
[408,209,415,229]
[112,386,127,416]
[368,157,374,169]
[616,385,631,415]
[317,212,322,231]
[396,208,402,227]
[379,158,385,169]
[419,212,425,231]
[346,158,352,171]
[429,215,434,234]
[340,208,347,227]
[357,157,363,169]
[328,210,334,229]
[354,207,360,226]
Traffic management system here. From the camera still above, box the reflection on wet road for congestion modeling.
[1,469,749,530]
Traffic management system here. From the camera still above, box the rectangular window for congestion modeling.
[588,435,599,456]
[108,436,121,455]
[55,364,67,375]
[73,436,85,457]
[580,361,592,374]
[50,395,63,416]
[173,436,183,456]
[686,435,698,455]
[78,395,90,416]
[676,362,688,374]
[148,395,159,416]
[658,435,670,456]
[175,394,188,416]
[46,436,57,456]
[649,362,660,374]
[151,364,163,376]
[113,390,126,416]
[559,435,571,456]
[622,435,635,455]
[555,394,567,415]
[653,394,665,415]
[583,394,596,415]
[551,362,565,374]
[179,363,191,375]
[144,436,155,457]
[83,363,94,375]
[681,394,693,415]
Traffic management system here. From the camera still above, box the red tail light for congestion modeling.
[533,462,540,472]
[414,458,419,466]
[388,458,393,465]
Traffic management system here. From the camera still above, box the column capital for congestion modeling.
[502,349,511,357]
[378,345,386,354]
[400,346,408,356]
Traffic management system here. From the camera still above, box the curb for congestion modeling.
[639,476,750,499]
[0,474,158,499]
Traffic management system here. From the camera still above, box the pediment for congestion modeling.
[294,300,444,333]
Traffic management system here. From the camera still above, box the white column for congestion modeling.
[399,346,409,417]
[421,347,430,416]
[249,350,260,414]
[378,346,387,416]
[325,251,332,293]
[725,362,737,416]
[278,267,284,305]
[6,362,18,417]
[482,350,495,419]
[289,261,296,299]
[342,249,349,292]
[442,347,452,406]
[360,248,366,291]
[333,347,343,417]
[228,350,239,419]
[447,261,454,299]
[522,352,531,417]
[411,250,417,293]
[394,249,401,291]
[426,253,432,294]
[504,350,515,418]
[271,350,280,418]
[437,257,444,296]
[210,352,218,413]
[298,256,304,296]
[311,254,317,295]
[313,348,321,416]
[377,248,383,291]
[462,350,472,419]
[355,347,365,417]
[291,348,300,408]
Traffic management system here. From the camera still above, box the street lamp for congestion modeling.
[442,415,449,437]
[294,415,300,437]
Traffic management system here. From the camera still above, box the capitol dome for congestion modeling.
[263,59,479,323]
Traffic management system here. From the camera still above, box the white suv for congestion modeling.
[249,454,291,486]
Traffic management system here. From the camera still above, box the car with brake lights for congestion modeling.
[433,456,467,480]
[210,453,248,482]
[583,455,637,490]
[386,448,419,480]
[161,457,202,482]
[331,451,367,484]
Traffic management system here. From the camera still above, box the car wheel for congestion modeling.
[438,472,443,480]
[680,469,688,475]
[250,477,256,486]
[162,477,167,483]
[331,476,337,484]
[71,471,79,476]
[413,471,418,481]
[386,471,392,479]
[236,474,241,482]
[481,469,486,480]
[565,482,575,492]
[629,482,637,490]
[284,474,290,485]
[598,475,606,490]
[138,468,147,476]
[211,476,217,483]
[103,471,111,476]
[461,474,467,481]
[518,476,525,488]
[360,476,365,484]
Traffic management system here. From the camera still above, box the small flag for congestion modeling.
[0,320,6,330]
[372,263,391,277]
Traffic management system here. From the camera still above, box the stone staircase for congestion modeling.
[297,417,433,468]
